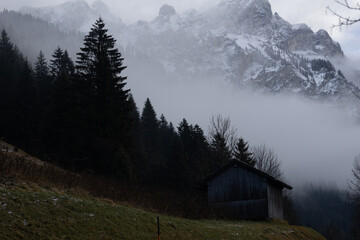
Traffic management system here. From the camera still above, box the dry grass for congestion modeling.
[0,140,213,219]
[0,181,326,240]
[0,141,326,239]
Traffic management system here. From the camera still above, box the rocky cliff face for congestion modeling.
[18,0,359,100]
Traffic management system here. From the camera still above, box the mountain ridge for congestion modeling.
[20,0,122,32]
[14,0,360,100]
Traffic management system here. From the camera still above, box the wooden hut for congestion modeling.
[207,159,292,220]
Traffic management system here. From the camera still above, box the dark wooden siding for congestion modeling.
[211,200,267,220]
[208,166,268,219]
[267,183,283,219]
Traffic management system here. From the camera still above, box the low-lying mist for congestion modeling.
[3,8,359,189]
[127,70,360,189]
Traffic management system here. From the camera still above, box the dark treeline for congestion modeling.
[296,185,353,240]
[0,19,257,192]
[4,18,360,236]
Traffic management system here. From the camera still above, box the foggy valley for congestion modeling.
[1,0,360,239]
[3,0,358,187]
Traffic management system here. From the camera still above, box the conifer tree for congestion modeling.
[159,114,168,130]
[158,114,177,180]
[44,47,76,162]
[139,98,162,180]
[76,18,131,142]
[74,18,133,176]
[0,30,16,97]
[0,30,14,72]
[0,30,14,138]
[208,114,236,167]
[140,98,159,154]
[62,50,75,76]
[210,133,232,168]
[76,18,128,103]
[33,51,50,152]
[177,119,213,188]
[178,119,191,146]
[50,47,74,81]
[141,98,158,132]
[35,51,49,83]
[159,114,172,153]
[191,124,212,179]
[50,47,64,78]
[0,30,30,144]
[34,51,51,109]
[234,137,256,166]
[128,94,140,141]
[13,59,37,149]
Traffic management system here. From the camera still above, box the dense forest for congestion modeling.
[0,18,257,191]
[0,17,359,239]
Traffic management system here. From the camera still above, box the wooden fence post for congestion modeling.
[157,216,160,240]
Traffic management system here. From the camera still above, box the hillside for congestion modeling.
[0,141,325,240]
[0,181,325,240]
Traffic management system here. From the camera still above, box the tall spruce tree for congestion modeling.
[0,30,35,148]
[140,98,162,181]
[33,51,50,152]
[76,18,131,138]
[0,30,15,78]
[0,30,15,139]
[13,59,37,149]
[128,94,141,143]
[141,98,158,134]
[75,18,133,176]
[158,114,179,185]
[159,114,174,158]
[44,47,77,163]
[34,51,50,108]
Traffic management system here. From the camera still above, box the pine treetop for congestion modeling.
[76,18,129,101]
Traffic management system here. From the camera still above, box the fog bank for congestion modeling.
[127,74,360,188]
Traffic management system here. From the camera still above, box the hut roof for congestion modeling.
[207,159,293,190]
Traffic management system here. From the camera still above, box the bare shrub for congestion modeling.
[349,154,360,202]
[252,144,283,180]
[208,114,237,148]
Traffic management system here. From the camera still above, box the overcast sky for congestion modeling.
[1,0,360,58]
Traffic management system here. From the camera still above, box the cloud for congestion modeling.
[2,0,358,57]
[128,75,360,189]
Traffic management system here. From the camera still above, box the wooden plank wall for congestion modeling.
[208,166,268,219]
[267,183,284,219]
[210,199,267,220]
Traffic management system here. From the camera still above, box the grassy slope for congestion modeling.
[0,182,325,240]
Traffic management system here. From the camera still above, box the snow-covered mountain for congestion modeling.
[18,0,360,99]
[20,0,124,32]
